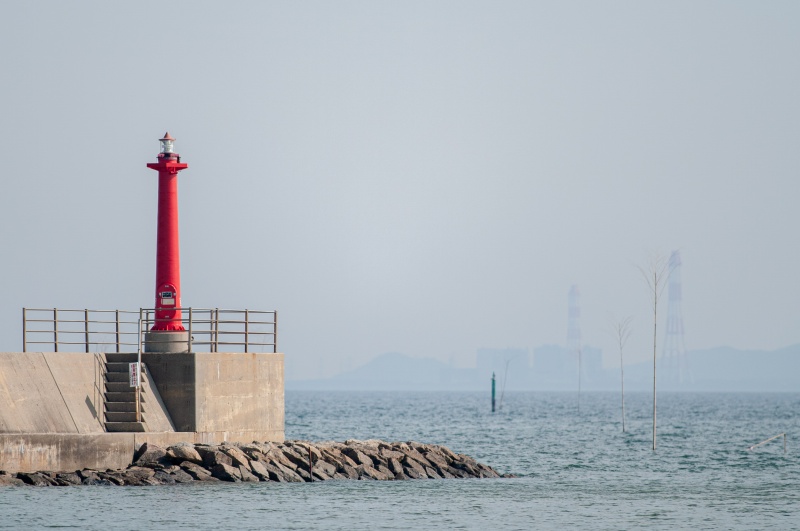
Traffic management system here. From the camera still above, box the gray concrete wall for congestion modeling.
[194,352,284,435]
[142,352,284,438]
[140,364,175,432]
[0,352,105,434]
[0,430,286,473]
[0,433,133,473]
[140,353,196,431]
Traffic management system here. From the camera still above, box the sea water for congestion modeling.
[1,391,798,530]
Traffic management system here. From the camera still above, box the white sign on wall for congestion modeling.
[129,362,140,388]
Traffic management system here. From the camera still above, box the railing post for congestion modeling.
[115,310,120,353]
[208,309,213,352]
[274,311,278,353]
[84,309,90,353]
[244,309,249,353]
[22,308,27,353]
[188,307,193,353]
[214,308,219,353]
[137,317,142,423]
[139,308,144,354]
[53,308,58,353]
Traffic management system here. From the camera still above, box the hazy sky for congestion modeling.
[2,1,798,379]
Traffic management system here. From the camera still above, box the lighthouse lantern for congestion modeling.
[159,132,175,154]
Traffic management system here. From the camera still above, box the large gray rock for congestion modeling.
[280,446,311,470]
[422,448,449,469]
[323,447,358,469]
[379,447,406,461]
[376,464,394,479]
[356,465,391,481]
[125,466,156,480]
[476,463,500,478]
[18,472,54,486]
[399,445,431,467]
[387,458,404,475]
[290,441,322,461]
[134,443,169,468]
[262,463,288,482]
[238,465,260,482]
[222,446,252,471]
[97,472,125,486]
[202,450,233,469]
[0,473,25,486]
[424,466,443,479]
[403,465,427,479]
[152,470,177,485]
[314,459,337,477]
[402,455,428,478]
[54,472,82,486]
[265,448,298,470]
[341,447,373,467]
[447,466,470,478]
[211,463,242,482]
[249,460,271,481]
[264,462,304,483]
[167,444,203,465]
[311,468,332,481]
[337,463,359,480]
[179,462,218,482]
[169,469,195,484]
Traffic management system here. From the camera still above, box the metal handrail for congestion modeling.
[22,307,278,354]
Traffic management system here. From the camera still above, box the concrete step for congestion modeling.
[105,391,136,403]
[105,411,141,422]
[105,372,130,383]
[105,353,138,363]
[105,401,138,412]
[104,421,146,433]
[105,362,133,374]
[105,381,136,393]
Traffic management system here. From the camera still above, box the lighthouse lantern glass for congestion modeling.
[160,138,174,154]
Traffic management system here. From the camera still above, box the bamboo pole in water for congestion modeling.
[748,433,787,453]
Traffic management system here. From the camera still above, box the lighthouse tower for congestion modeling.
[144,132,189,352]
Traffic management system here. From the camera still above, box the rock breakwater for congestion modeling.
[0,439,506,486]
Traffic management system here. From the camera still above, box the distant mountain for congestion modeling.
[287,345,800,392]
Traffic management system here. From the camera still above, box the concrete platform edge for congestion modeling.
[0,430,285,473]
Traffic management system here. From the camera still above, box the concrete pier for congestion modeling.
[0,351,284,473]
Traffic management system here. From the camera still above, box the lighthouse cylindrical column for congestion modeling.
[145,132,189,352]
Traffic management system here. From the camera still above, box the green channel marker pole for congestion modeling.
[491,372,496,413]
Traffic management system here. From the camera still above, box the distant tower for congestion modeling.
[566,285,581,353]
[567,285,583,399]
[662,250,689,384]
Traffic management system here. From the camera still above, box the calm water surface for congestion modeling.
[1,391,798,530]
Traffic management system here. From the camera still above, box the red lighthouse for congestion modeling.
[146,132,188,340]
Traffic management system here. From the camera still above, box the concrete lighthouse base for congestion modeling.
[144,331,190,353]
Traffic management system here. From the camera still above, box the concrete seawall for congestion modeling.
[0,351,284,473]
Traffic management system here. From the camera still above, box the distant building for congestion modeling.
[532,344,603,390]
[476,347,530,381]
